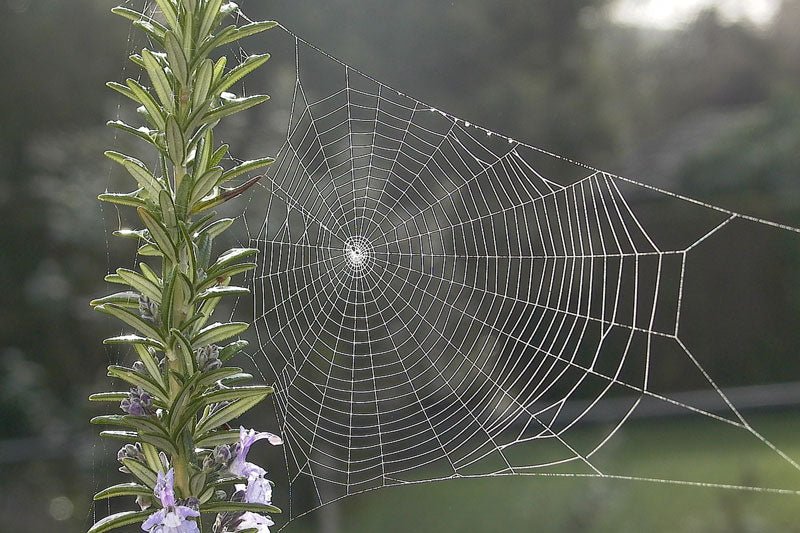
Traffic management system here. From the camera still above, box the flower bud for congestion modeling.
[120,386,154,416]
[195,344,222,371]
[117,442,145,463]
[138,294,160,322]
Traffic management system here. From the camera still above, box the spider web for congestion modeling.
[228,25,800,526]
[106,4,800,527]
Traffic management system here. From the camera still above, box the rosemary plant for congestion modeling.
[88,1,280,532]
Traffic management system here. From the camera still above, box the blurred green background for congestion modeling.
[2,0,800,531]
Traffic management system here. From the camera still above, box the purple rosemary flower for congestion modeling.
[141,469,200,533]
[236,512,274,532]
[120,386,153,416]
[229,427,282,479]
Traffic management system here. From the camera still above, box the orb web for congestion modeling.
[224,25,800,526]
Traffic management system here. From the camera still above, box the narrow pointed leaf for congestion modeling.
[126,79,166,129]
[98,190,147,208]
[103,335,164,350]
[216,54,271,94]
[203,95,269,125]
[90,291,140,308]
[153,0,180,32]
[200,501,281,515]
[117,268,161,302]
[142,49,174,112]
[164,31,188,85]
[87,510,153,533]
[199,385,273,407]
[213,21,278,48]
[219,340,248,362]
[197,286,249,300]
[93,482,151,501]
[193,59,214,109]
[96,304,163,342]
[134,344,166,389]
[121,458,158,489]
[190,167,223,206]
[195,429,240,448]
[197,263,257,291]
[192,322,248,348]
[198,0,224,39]
[108,366,167,398]
[165,115,185,166]
[138,207,178,262]
[219,157,274,184]
[194,394,266,436]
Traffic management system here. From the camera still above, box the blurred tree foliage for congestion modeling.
[3,1,800,529]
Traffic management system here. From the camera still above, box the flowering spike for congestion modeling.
[89,2,280,532]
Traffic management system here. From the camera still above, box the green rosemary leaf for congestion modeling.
[139,262,162,285]
[88,392,129,403]
[196,217,234,240]
[189,471,207,497]
[116,268,161,302]
[170,327,196,375]
[216,54,271,94]
[192,322,249,348]
[209,248,258,273]
[165,31,188,86]
[194,393,266,437]
[103,335,164,350]
[126,79,166,130]
[138,244,163,257]
[90,415,128,426]
[138,207,178,262]
[203,95,270,126]
[195,26,236,61]
[123,416,171,439]
[198,0,224,40]
[196,285,250,300]
[194,429,240,448]
[134,344,166,390]
[87,510,153,533]
[121,458,158,489]
[209,143,229,168]
[197,263,257,291]
[153,0,180,33]
[90,291,140,308]
[93,482,151,501]
[219,157,274,185]
[107,365,168,398]
[213,21,278,49]
[195,367,244,390]
[165,115,186,166]
[142,49,175,113]
[107,120,158,147]
[198,385,273,407]
[199,501,281,515]
[98,190,147,209]
[190,174,262,213]
[218,339,248,362]
[95,304,163,342]
[136,432,179,456]
[193,59,214,112]
[111,6,167,41]
[190,167,223,206]
[106,81,137,102]
[140,442,163,474]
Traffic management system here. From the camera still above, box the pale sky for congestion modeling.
[612,0,782,28]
